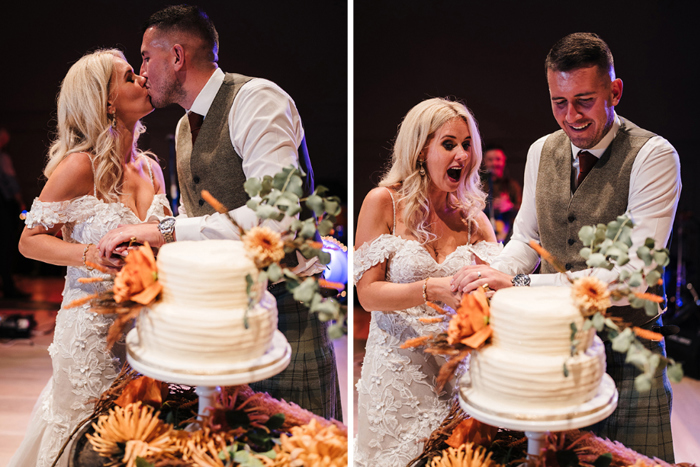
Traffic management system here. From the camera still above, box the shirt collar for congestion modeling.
[571,112,620,159]
[188,68,224,117]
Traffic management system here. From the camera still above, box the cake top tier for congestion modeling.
[157,240,258,309]
[489,286,590,356]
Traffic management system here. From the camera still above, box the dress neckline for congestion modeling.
[388,233,477,266]
[73,193,166,223]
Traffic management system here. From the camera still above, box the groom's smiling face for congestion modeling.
[140,27,184,108]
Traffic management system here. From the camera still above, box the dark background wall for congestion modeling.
[0,0,347,226]
[354,0,699,291]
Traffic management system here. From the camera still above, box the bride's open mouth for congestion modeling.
[447,167,462,182]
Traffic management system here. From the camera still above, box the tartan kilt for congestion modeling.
[590,316,674,462]
[249,284,342,421]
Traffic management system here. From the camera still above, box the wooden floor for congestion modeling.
[0,275,349,466]
[352,306,700,464]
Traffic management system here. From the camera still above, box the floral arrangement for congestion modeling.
[202,165,346,338]
[530,214,683,391]
[401,286,492,391]
[74,370,348,467]
[67,165,347,340]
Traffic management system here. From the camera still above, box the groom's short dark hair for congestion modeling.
[545,32,614,77]
[143,4,219,63]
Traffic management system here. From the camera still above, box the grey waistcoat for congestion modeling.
[176,73,254,217]
[536,117,661,327]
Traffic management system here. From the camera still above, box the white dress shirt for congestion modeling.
[491,113,682,299]
[173,68,322,275]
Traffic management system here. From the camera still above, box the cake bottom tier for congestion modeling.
[466,335,606,412]
[135,290,278,372]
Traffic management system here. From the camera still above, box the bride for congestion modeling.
[10,49,170,467]
[354,98,501,466]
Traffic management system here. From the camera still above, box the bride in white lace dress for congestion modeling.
[9,49,170,467]
[354,98,501,466]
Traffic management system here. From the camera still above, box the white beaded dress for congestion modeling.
[8,166,169,467]
[353,191,501,467]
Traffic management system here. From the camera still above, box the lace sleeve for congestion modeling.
[24,196,95,230]
[353,234,404,284]
[467,241,504,265]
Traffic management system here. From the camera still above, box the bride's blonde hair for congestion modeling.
[44,48,152,202]
[379,97,486,244]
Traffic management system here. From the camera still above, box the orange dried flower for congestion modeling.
[401,336,431,349]
[201,189,229,214]
[447,287,491,348]
[243,226,285,269]
[420,317,445,324]
[112,242,161,305]
[114,376,169,409]
[634,292,664,304]
[571,276,611,317]
[632,327,664,342]
[445,418,499,449]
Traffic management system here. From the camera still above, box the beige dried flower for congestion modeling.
[571,276,611,317]
[87,402,178,467]
[273,418,348,467]
[429,443,504,467]
[243,226,286,268]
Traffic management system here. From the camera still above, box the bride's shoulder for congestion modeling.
[356,187,396,244]
[41,152,94,203]
[469,210,497,244]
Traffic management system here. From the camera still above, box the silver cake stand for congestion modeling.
[126,329,291,418]
[459,373,618,464]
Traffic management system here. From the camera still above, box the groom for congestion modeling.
[98,4,341,421]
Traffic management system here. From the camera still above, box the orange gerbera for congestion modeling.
[243,226,285,269]
[447,287,492,349]
[112,242,162,305]
[571,276,611,317]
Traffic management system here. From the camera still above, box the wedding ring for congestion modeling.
[477,271,482,278]
[482,283,490,292]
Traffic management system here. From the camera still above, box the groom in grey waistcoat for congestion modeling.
[98,4,341,421]
[452,33,680,461]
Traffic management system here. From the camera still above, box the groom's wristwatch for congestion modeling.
[158,217,176,244]
[511,274,531,287]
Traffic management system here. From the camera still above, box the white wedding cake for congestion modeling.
[462,286,607,417]
[133,240,278,374]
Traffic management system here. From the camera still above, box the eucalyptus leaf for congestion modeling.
[625,344,651,368]
[615,253,630,266]
[286,174,304,197]
[645,270,661,286]
[292,278,318,303]
[305,194,325,216]
[267,263,283,282]
[644,298,659,316]
[246,199,260,211]
[653,250,670,267]
[586,253,609,268]
[648,353,661,375]
[618,226,634,247]
[299,220,318,239]
[644,237,656,249]
[637,245,652,266]
[634,373,653,392]
[284,203,301,217]
[628,294,645,309]
[328,319,347,339]
[612,240,630,253]
[619,269,631,281]
[580,247,592,260]
[599,238,613,255]
[563,362,569,377]
[256,204,282,220]
[266,188,282,205]
[244,178,263,197]
[667,362,684,382]
[606,220,620,239]
[135,458,155,467]
[592,312,606,332]
[604,318,620,332]
[318,218,334,236]
[317,250,331,265]
[579,225,595,246]
[611,328,634,353]
[311,297,341,321]
[628,271,644,288]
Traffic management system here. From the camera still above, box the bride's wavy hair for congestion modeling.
[44,49,153,202]
[379,97,486,244]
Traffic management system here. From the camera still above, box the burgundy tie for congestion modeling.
[187,112,204,144]
[576,150,597,188]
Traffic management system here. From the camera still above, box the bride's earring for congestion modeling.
[110,112,117,129]
[418,159,426,177]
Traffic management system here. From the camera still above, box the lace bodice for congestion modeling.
[354,233,502,467]
[12,194,170,467]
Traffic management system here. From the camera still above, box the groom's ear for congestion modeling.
[172,44,185,71]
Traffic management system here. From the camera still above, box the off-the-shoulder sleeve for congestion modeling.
[353,234,404,284]
[24,196,97,230]
[467,241,504,264]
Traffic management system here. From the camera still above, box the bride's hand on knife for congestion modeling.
[425,276,462,310]
[450,265,513,294]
